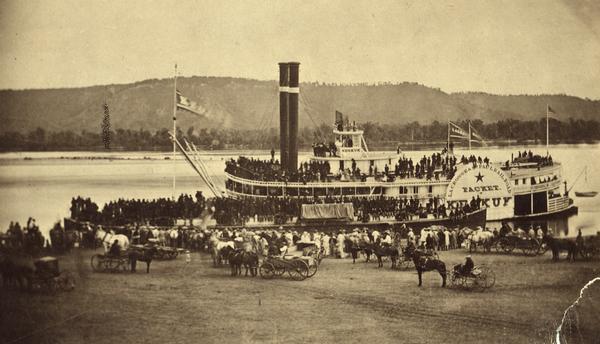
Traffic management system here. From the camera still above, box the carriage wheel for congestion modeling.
[449,272,460,287]
[462,276,476,290]
[288,260,309,281]
[107,258,122,273]
[90,255,103,272]
[477,266,496,289]
[306,260,318,278]
[259,262,275,279]
[500,239,514,254]
[273,263,286,276]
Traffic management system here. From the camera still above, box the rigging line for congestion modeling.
[301,92,324,130]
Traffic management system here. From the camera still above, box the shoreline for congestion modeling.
[0,142,598,161]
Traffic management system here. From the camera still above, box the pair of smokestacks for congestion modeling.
[279,62,300,174]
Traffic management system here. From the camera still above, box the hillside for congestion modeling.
[1,76,599,134]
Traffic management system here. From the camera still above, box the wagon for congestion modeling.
[495,235,542,256]
[299,242,324,278]
[29,257,75,293]
[90,253,130,273]
[578,237,600,260]
[259,255,310,281]
[450,265,495,291]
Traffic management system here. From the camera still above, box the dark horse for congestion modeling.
[345,239,373,264]
[129,246,158,273]
[371,243,398,268]
[228,249,259,277]
[411,250,446,287]
[543,235,578,261]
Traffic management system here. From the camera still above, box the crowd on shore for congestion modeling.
[65,190,482,228]
[70,193,207,226]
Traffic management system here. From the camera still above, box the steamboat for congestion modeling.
[173,62,577,227]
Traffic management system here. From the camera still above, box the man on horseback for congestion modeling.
[453,255,474,277]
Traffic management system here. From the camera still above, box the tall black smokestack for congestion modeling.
[287,62,300,174]
[278,63,289,171]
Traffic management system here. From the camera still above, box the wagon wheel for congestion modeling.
[259,262,275,279]
[272,261,286,276]
[449,272,460,288]
[579,248,594,261]
[306,260,318,278]
[107,258,122,273]
[90,254,104,272]
[476,266,495,289]
[462,276,476,290]
[288,260,309,281]
[500,238,514,254]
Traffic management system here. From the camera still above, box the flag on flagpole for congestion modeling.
[176,90,208,117]
[547,105,560,119]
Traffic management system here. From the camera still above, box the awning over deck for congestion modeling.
[301,203,354,220]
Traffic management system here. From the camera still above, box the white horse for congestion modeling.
[96,227,130,253]
[208,235,234,266]
[467,228,494,252]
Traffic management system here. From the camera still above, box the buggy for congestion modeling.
[29,256,75,293]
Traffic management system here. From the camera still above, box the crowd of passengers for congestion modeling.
[225,150,493,183]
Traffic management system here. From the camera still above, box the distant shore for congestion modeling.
[0,141,598,161]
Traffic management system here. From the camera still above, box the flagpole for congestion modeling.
[546,104,549,157]
[172,63,178,200]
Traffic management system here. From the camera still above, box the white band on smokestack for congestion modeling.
[287,87,299,94]
[279,86,289,92]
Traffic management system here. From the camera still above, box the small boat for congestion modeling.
[575,191,597,198]
[574,167,597,198]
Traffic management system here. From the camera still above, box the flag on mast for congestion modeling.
[547,105,559,119]
[176,90,208,117]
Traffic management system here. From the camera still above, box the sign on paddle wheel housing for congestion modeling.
[495,236,542,256]
[450,265,495,291]
[90,253,130,273]
[259,256,310,281]
[29,257,75,293]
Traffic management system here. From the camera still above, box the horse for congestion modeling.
[371,243,398,268]
[95,227,129,253]
[208,235,234,266]
[467,229,495,253]
[543,235,578,261]
[346,239,373,263]
[128,246,158,273]
[227,249,259,277]
[410,249,447,287]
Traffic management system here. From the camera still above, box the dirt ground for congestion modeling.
[1,248,599,344]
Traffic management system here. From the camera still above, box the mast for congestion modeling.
[447,120,450,154]
[172,63,178,200]
[546,104,549,156]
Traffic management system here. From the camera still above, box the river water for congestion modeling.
[0,144,598,238]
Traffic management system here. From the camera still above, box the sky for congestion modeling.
[0,0,599,98]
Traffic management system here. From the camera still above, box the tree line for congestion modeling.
[0,118,598,152]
